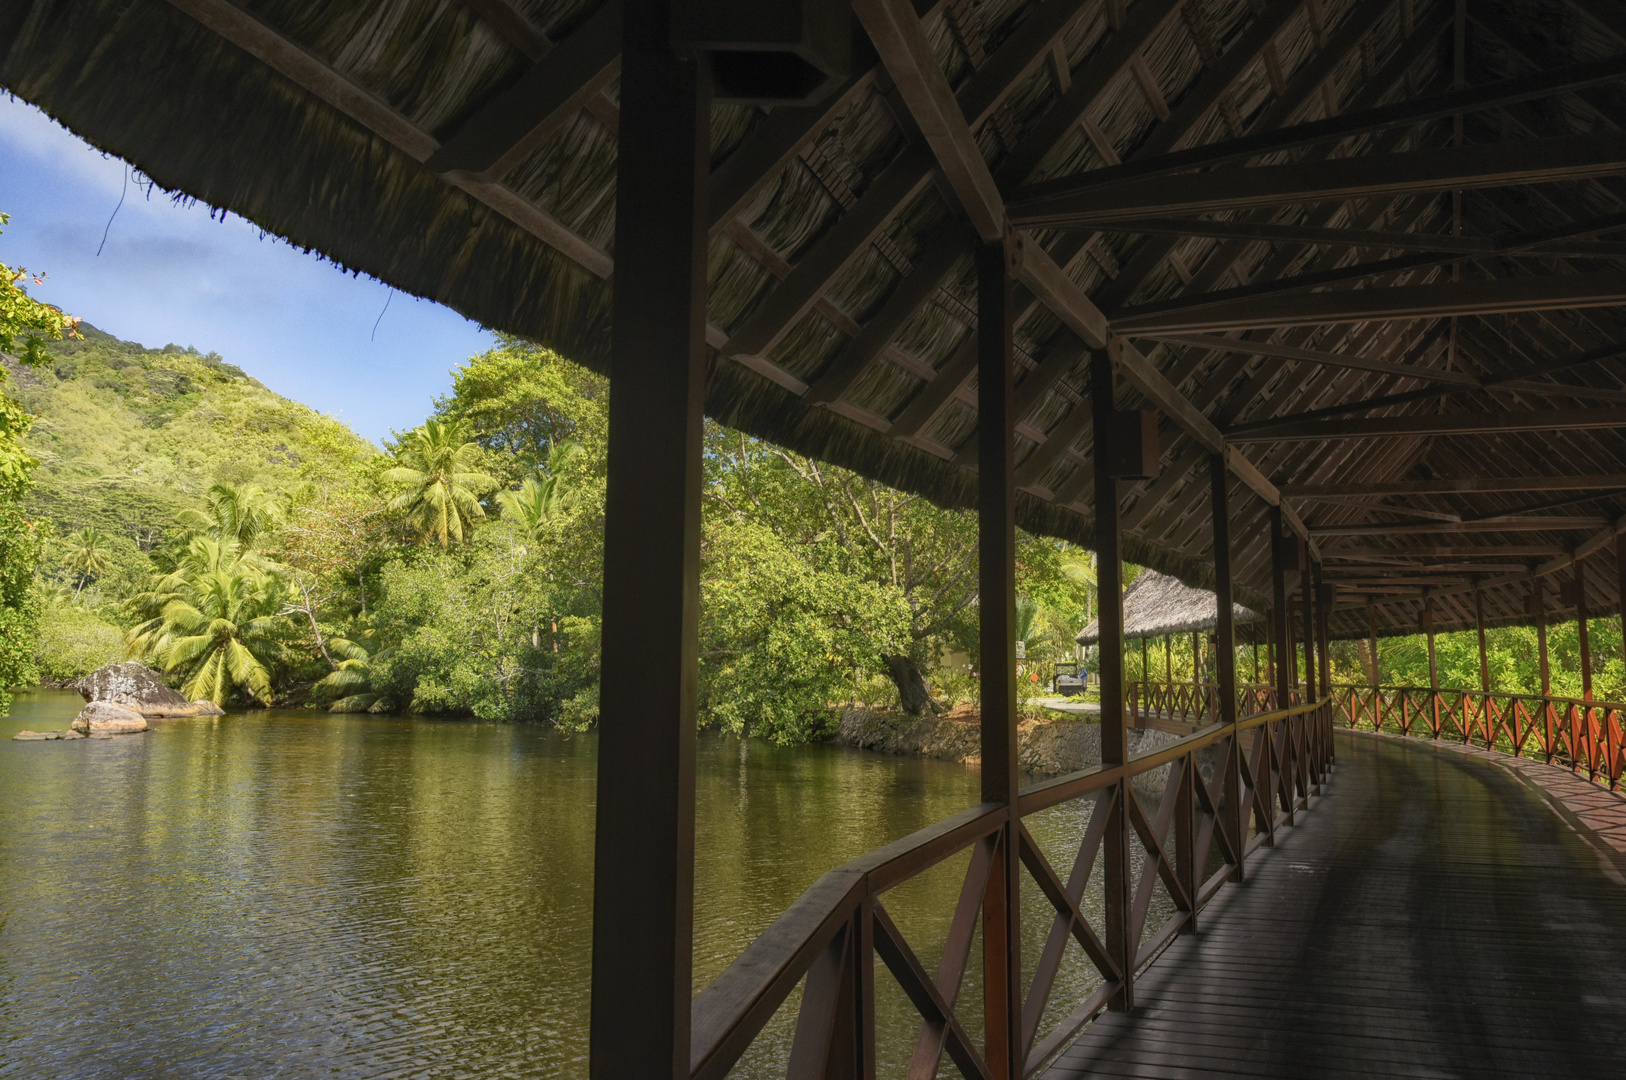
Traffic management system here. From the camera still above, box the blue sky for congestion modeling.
[0,95,496,445]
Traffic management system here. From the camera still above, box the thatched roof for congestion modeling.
[6,0,1626,638]
[1076,570,1258,645]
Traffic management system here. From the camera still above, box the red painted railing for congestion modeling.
[689,694,1336,1079]
[1127,681,1296,727]
[1331,684,1626,791]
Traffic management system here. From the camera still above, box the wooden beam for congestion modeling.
[803,226,969,404]
[1324,545,1568,558]
[854,0,1004,240]
[1116,271,1626,334]
[164,0,615,279]
[425,0,620,181]
[1015,52,1626,198]
[1010,135,1626,227]
[1100,218,1491,253]
[1285,474,1626,497]
[1230,405,1626,443]
[1133,333,1480,386]
[1310,518,1609,536]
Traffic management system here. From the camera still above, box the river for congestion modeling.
[0,690,1145,1079]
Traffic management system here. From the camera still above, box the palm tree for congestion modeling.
[126,535,293,705]
[497,440,581,535]
[313,636,396,712]
[64,525,112,599]
[178,482,283,550]
[384,420,497,546]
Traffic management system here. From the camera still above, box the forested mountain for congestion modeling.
[7,324,371,601]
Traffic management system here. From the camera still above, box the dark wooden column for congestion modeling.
[1475,588,1490,694]
[590,3,709,1076]
[1090,350,1133,1012]
[1209,454,1242,879]
[1533,576,1551,697]
[1270,508,1292,710]
[1302,569,1318,703]
[1575,557,1593,701]
[1315,576,1332,698]
[1367,603,1379,690]
[1423,597,1437,691]
[976,238,1021,1079]
[1617,533,1626,677]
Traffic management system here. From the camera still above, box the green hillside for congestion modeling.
[7,323,374,600]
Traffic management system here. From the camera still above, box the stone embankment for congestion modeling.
[13,662,225,741]
[834,708,1183,782]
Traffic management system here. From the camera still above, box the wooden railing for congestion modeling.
[1332,684,1626,791]
[689,695,1336,1079]
[1127,681,1300,727]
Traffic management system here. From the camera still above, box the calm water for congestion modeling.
[0,690,1149,1079]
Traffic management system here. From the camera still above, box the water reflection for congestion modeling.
[1,690,1156,1079]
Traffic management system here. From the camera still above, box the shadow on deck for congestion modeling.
[1047,731,1626,1079]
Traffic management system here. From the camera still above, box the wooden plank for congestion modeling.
[425,0,620,181]
[1100,218,1492,253]
[1016,52,1626,197]
[1010,135,1626,226]
[1284,473,1626,496]
[1231,405,1626,442]
[1310,518,1609,536]
[855,0,1005,241]
[1116,271,1626,334]
[1134,334,1481,386]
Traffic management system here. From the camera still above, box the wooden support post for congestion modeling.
[1192,630,1201,687]
[1534,576,1551,697]
[1576,556,1593,701]
[1475,588,1490,693]
[1141,637,1149,687]
[1091,350,1133,1013]
[1164,634,1171,684]
[1367,603,1380,690]
[1424,596,1439,737]
[1209,454,1243,881]
[1302,575,1318,703]
[976,238,1021,1080]
[1270,506,1293,829]
[1618,532,1626,676]
[590,5,708,1076]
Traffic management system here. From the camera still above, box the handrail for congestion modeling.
[690,694,1339,1078]
[1330,683,1625,790]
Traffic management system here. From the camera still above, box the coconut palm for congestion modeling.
[384,420,497,546]
[63,525,112,599]
[178,482,284,550]
[313,636,396,712]
[497,440,581,536]
[126,535,293,705]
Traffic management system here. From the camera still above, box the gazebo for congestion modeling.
[7,1,1626,1077]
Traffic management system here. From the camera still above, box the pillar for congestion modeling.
[1575,556,1592,701]
[1533,576,1550,697]
[590,5,709,1074]
[1474,588,1489,694]
[1209,455,1242,879]
[1302,570,1318,703]
[1270,508,1293,709]
[1091,350,1133,1013]
[1423,596,1437,693]
[1164,634,1171,684]
[1617,532,1626,675]
[1367,602,1380,690]
[976,239,1020,1079]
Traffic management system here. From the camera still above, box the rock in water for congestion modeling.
[70,701,149,735]
[11,731,47,741]
[75,663,220,718]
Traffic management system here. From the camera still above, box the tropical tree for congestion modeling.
[312,635,396,712]
[497,440,581,536]
[127,535,294,705]
[180,482,284,549]
[63,526,113,599]
[384,420,497,546]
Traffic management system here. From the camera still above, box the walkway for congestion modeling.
[1047,731,1626,1079]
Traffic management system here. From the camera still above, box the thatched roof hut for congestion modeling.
[1076,570,1259,646]
[5,0,1626,638]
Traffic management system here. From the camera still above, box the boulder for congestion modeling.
[70,701,149,735]
[11,730,47,741]
[76,663,219,718]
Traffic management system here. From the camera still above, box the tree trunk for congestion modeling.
[883,654,943,716]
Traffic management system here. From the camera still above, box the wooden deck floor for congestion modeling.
[1046,731,1626,1079]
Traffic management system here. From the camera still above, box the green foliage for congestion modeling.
[0,501,41,704]
[127,535,294,705]
[384,420,498,547]
[701,519,911,744]
[32,595,126,684]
